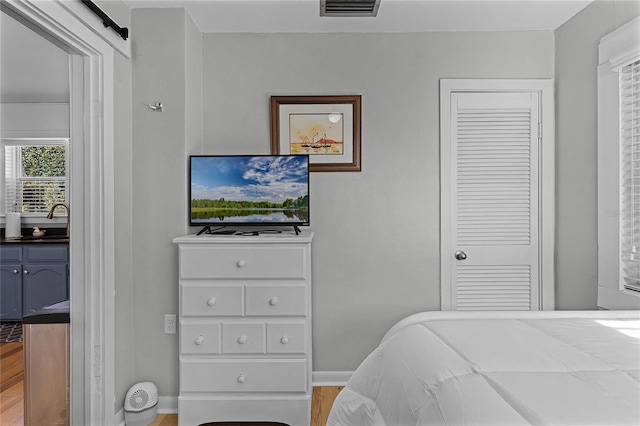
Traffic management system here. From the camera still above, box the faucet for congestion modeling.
[47,203,70,237]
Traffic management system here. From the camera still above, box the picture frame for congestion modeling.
[270,95,361,172]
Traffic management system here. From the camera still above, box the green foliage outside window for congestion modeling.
[22,146,65,177]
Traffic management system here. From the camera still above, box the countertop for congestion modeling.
[23,300,70,324]
[1,229,69,244]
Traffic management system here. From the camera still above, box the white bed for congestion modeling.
[327,311,640,426]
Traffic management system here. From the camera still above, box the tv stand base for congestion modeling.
[196,225,303,236]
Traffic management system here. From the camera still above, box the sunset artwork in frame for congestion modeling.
[270,95,361,172]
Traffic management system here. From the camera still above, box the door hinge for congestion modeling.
[538,122,543,141]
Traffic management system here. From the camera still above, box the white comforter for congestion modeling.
[328,311,640,426]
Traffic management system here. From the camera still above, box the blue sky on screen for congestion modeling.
[191,156,309,203]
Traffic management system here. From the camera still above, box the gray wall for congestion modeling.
[126,2,640,398]
[554,0,640,310]
[201,31,554,371]
[114,50,134,405]
[131,7,200,396]
[0,11,68,103]
[128,12,555,393]
[16,0,640,402]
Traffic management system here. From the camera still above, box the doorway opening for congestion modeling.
[0,1,119,424]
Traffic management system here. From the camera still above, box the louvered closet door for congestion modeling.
[450,92,540,310]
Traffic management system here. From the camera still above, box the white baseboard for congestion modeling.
[158,396,178,413]
[312,371,353,387]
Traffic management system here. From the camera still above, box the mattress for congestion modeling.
[327,311,640,426]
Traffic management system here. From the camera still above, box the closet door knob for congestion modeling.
[194,335,205,345]
[207,297,216,306]
[269,297,278,306]
[12,269,19,274]
[455,250,467,261]
[23,270,29,275]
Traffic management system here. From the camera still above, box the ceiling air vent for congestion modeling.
[321,0,381,17]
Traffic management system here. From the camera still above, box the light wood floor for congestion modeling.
[148,385,343,426]
[1,342,342,426]
[0,343,23,426]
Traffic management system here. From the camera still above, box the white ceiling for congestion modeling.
[123,0,593,33]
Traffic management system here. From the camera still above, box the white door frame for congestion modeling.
[440,79,555,311]
[2,0,118,423]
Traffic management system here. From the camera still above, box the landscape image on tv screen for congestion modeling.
[190,155,309,225]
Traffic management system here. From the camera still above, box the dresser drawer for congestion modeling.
[267,323,306,354]
[179,245,306,279]
[181,359,307,393]
[181,323,220,354]
[246,285,307,316]
[181,284,243,316]
[222,323,265,354]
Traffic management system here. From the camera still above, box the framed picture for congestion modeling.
[271,95,361,172]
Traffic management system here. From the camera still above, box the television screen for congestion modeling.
[189,155,310,228]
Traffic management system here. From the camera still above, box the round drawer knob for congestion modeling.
[236,259,246,268]
[194,335,205,345]
[207,297,216,306]
[280,336,289,344]
[269,297,278,306]
[237,335,247,344]
[237,374,246,383]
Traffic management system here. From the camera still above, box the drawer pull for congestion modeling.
[194,335,205,345]
[237,335,247,344]
[206,297,217,306]
[12,269,19,274]
[237,374,246,383]
[23,270,29,275]
[236,259,246,268]
[280,335,289,344]
[269,297,278,306]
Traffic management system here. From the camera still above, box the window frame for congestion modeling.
[619,60,640,295]
[597,16,640,309]
[1,137,70,224]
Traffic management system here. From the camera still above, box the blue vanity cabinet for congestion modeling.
[22,263,68,315]
[0,246,23,321]
[0,244,69,319]
[22,245,69,316]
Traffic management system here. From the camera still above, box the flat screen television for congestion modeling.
[189,155,310,234]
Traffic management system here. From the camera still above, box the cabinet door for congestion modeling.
[22,263,68,315]
[0,264,22,320]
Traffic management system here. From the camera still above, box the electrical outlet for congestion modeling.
[164,314,176,334]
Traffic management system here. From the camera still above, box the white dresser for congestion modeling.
[173,231,313,426]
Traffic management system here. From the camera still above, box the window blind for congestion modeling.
[3,140,68,215]
[620,59,640,294]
